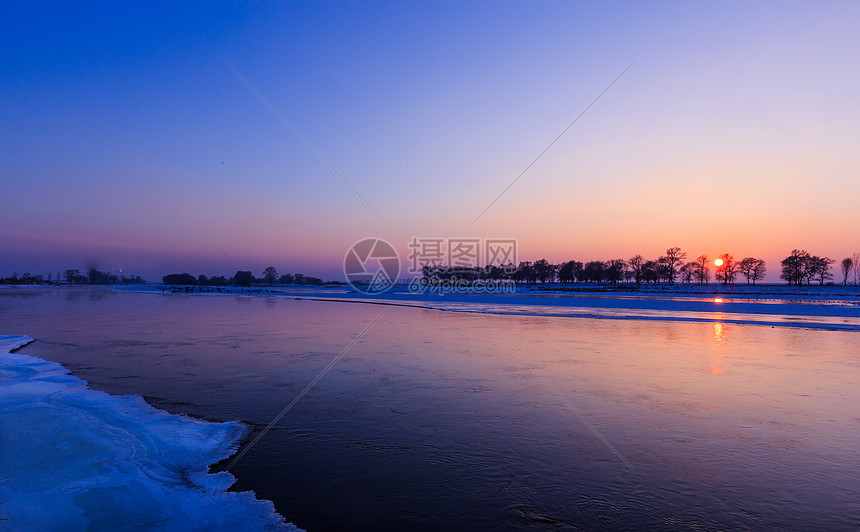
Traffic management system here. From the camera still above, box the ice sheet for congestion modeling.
[0,335,301,531]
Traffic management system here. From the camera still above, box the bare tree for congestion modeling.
[532,259,557,283]
[679,262,696,284]
[693,255,710,284]
[810,256,834,286]
[583,261,607,284]
[751,258,766,284]
[606,259,626,284]
[853,252,860,284]
[715,253,738,285]
[655,257,671,284]
[739,257,766,285]
[780,249,811,286]
[628,255,644,285]
[515,261,535,284]
[558,261,581,284]
[841,257,854,286]
[661,247,687,285]
[641,260,659,284]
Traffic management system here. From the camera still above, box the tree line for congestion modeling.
[779,249,851,287]
[4,250,859,288]
[162,266,328,287]
[0,269,146,285]
[422,248,859,287]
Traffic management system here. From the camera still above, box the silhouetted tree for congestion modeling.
[570,261,584,283]
[278,273,294,284]
[532,259,556,283]
[0,273,38,284]
[853,253,860,284]
[583,261,607,284]
[751,258,766,284]
[18,272,44,284]
[661,247,687,285]
[198,274,208,284]
[715,253,738,285]
[479,265,497,280]
[87,269,117,285]
[65,269,87,284]
[263,266,278,286]
[163,273,197,285]
[628,255,644,285]
[692,255,710,284]
[656,257,672,284]
[558,260,582,284]
[514,262,535,284]
[810,256,834,285]
[780,249,811,286]
[606,259,625,284]
[641,260,659,284]
[495,263,516,280]
[679,262,696,284]
[232,270,255,286]
[738,257,766,285]
[841,257,854,285]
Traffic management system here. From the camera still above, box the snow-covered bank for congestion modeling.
[0,335,300,531]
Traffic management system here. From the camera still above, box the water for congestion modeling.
[1,287,858,530]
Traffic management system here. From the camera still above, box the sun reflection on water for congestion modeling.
[713,322,724,341]
[708,322,728,374]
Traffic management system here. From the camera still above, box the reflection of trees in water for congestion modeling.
[60,289,115,302]
[0,289,41,299]
[64,290,86,301]
[0,288,117,301]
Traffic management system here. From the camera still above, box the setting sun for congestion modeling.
[714,258,724,267]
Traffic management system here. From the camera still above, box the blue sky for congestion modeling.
[2,1,859,281]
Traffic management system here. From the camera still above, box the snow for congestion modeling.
[0,335,301,531]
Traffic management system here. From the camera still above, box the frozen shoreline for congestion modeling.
[0,335,301,531]
[107,283,860,331]
[5,283,859,331]
[1,286,858,530]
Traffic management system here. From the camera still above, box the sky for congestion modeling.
[2,1,859,282]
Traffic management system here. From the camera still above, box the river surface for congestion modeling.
[1,287,858,530]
